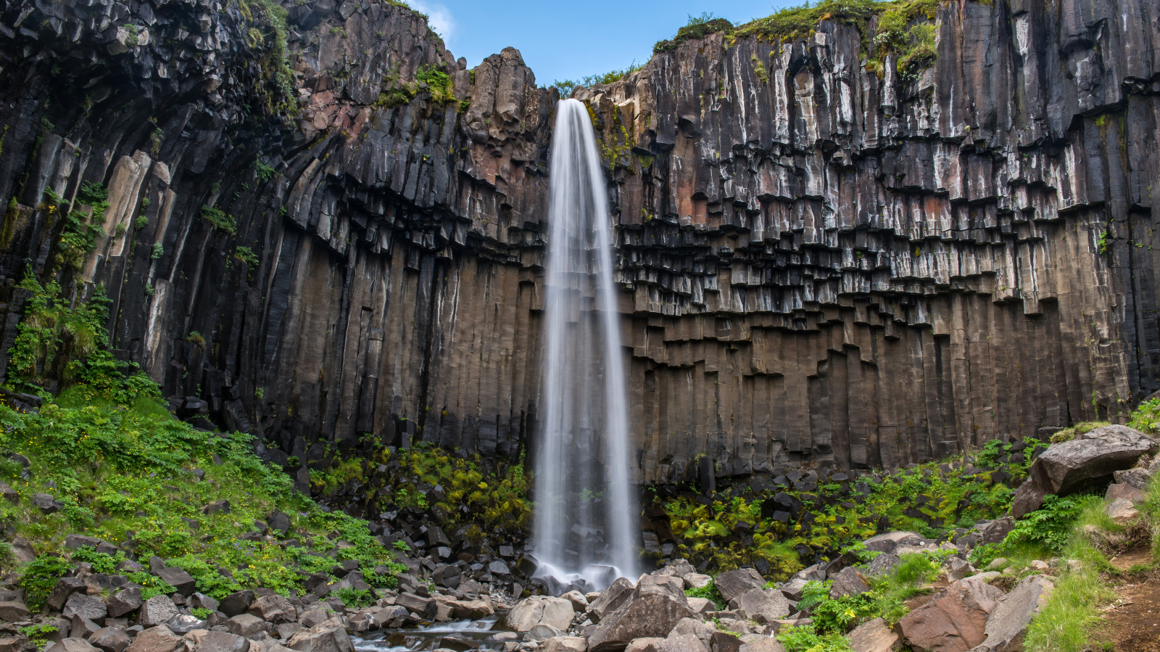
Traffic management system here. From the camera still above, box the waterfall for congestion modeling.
[532,98,639,592]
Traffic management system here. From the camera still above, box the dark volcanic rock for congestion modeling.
[1030,426,1158,495]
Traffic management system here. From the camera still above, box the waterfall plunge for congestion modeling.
[533,99,639,592]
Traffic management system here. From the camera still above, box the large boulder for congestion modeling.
[542,638,587,652]
[89,628,131,652]
[587,578,636,623]
[731,589,789,624]
[862,532,923,555]
[0,600,29,622]
[155,569,196,597]
[899,577,1004,651]
[1009,481,1046,519]
[971,575,1054,652]
[1030,425,1158,495]
[829,567,871,598]
[225,615,269,639]
[48,578,89,611]
[713,569,766,603]
[63,593,108,624]
[124,626,188,652]
[54,639,99,652]
[506,596,573,633]
[587,575,696,652]
[285,623,354,652]
[737,639,786,652]
[217,591,254,618]
[106,587,142,618]
[249,595,296,624]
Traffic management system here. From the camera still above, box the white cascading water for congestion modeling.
[533,98,639,592]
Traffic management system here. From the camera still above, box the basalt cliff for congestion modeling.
[0,0,1158,485]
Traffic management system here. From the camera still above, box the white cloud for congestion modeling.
[409,0,456,42]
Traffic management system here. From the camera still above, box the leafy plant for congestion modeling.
[19,623,59,651]
[201,206,236,235]
[191,607,213,619]
[18,555,72,611]
[71,546,125,573]
[124,571,177,600]
[234,246,260,268]
[333,587,375,608]
[554,61,645,96]
[255,161,277,182]
[777,625,854,652]
[685,580,725,610]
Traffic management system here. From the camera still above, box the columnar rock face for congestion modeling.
[0,0,1158,482]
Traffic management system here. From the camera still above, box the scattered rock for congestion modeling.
[49,578,89,611]
[686,598,716,615]
[980,518,1015,545]
[139,596,179,628]
[56,639,100,652]
[561,591,588,612]
[64,535,105,550]
[165,614,206,635]
[506,596,573,633]
[737,638,786,652]
[1030,425,1158,495]
[63,593,108,624]
[863,554,901,578]
[225,615,269,639]
[1106,483,1146,503]
[684,575,712,590]
[847,618,899,652]
[249,595,296,624]
[107,587,142,618]
[899,577,1004,651]
[218,592,255,618]
[1106,498,1139,522]
[201,501,231,515]
[972,575,1054,652]
[1112,468,1152,491]
[713,569,766,603]
[89,627,131,652]
[156,569,197,597]
[1009,481,1046,520]
[829,567,871,598]
[192,631,249,652]
[542,637,587,652]
[70,615,102,640]
[285,622,354,652]
[586,578,636,624]
[124,625,188,652]
[731,589,789,624]
[0,600,29,622]
[945,558,975,582]
[0,483,17,504]
[32,493,63,513]
[862,532,923,555]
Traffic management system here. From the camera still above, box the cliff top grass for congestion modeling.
[654,0,942,79]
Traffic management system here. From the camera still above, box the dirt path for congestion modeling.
[1099,562,1160,652]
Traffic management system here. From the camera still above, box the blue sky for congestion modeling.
[408,0,794,87]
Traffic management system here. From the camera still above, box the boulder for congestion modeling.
[442,598,494,620]
[526,625,562,641]
[1030,425,1158,495]
[1106,498,1139,522]
[899,577,1004,651]
[89,628,131,652]
[0,600,29,622]
[275,623,301,641]
[394,593,436,619]
[106,587,142,618]
[505,596,573,633]
[848,618,899,652]
[561,591,589,612]
[70,615,102,640]
[139,596,180,628]
[979,518,1015,546]
[731,589,789,624]
[225,615,269,639]
[661,635,710,652]
[217,592,254,618]
[542,637,587,652]
[32,493,62,513]
[193,632,249,652]
[777,578,809,600]
[56,639,100,652]
[708,631,743,652]
[1106,483,1146,503]
[156,569,196,597]
[586,578,635,623]
[737,639,786,652]
[624,639,665,652]
[1113,468,1152,491]
[829,567,871,599]
[863,554,901,578]
[63,593,108,624]
[49,578,89,611]
[684,574,712,590]
[862,532,923,555]
[201,501,231,515]
[972,575,1054,652]
[713,569,766,603]
[297,609,329,629]
[285,623,354,652]
[165,614,206,635]
[65,535,104,550]
[267,511,291,535]
[686,598,716,615]
[587,575,695,652]
[670,618,714,643]
[124,626,188,652]
[945,559,975,582]
[1009,481,1046,520]
[249,595,296,624]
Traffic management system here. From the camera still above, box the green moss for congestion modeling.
[238,0,298,116]
[554,61,645,96]
[201,206,236,235]
[654,13,734,54]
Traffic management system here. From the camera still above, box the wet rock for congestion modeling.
[561,591,588,612]
[847,618,899,652]
[1030,426,1158,495]
[587,576,695,652]
[124,625,189,652]
[972,575,1053,652]
[712,569,766,603]
[394,593,436,619]
[899,577,1004,651]
[506,596,573,633]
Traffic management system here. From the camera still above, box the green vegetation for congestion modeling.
[234,246,260,268]
[0,286,409,605]
[55,183,107,271]
[255,160,277,182]
[777,625,853,652]
[653,0,942,81]
[654,437,1039,578]
[553,61,645,96]
[238,0,297,116]
[201,206,237,235]
[18,623,59,651]
[415,64,456,103]
[684,580,725,610]
[376,63,457,108]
